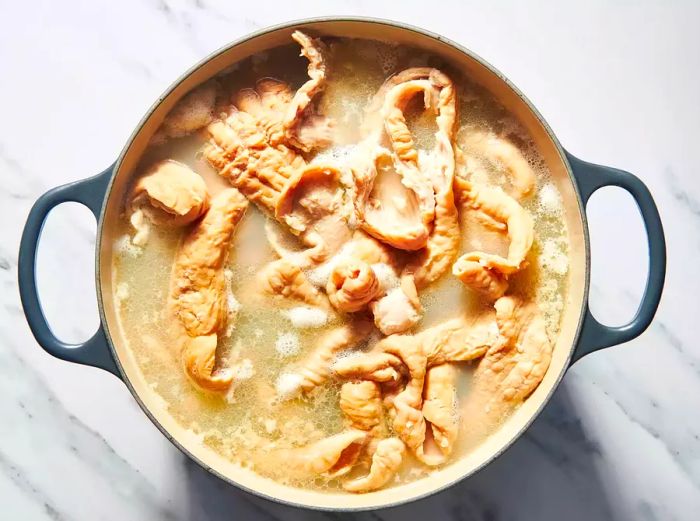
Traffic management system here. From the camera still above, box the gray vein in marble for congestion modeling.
[618,288,700,377]
[591,375,700,493]
[152,0,218,56]
[0,451,71,521]
[666,167,700,219]
[109,53,155,80]
[188,0,242,25]
[0,335,184,521]
[0,144,46,195]
[654,320,700,376]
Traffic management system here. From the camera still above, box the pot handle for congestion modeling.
[566,152,666,363]
[18,165,122,378]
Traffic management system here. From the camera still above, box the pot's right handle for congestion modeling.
[18,166,122,378]
[566,151,666,363]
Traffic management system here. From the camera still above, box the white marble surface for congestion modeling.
[1,1,698,519]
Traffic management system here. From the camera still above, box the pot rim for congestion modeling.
[95,15,589,511]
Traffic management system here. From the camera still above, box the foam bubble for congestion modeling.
[114,234,143,258]
[537,183,562,215]
[539,240,569,275]
[282,306,328,329]
[275,372,304,400]
[115,282,130,305]
[376,44,399,74]
[275,332,301,357]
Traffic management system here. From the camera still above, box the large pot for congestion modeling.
[18,17,666,511]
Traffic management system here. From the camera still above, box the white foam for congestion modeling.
[225,358,255,404]
[114,234,143,258]
[539,240,569,275]
[275,372,304,400]
[129,209,150,246]
[115,282,130,305]
[161,82,217,138]
[283,306,328,329]
[224,269,242,316]
[537,183,562,214]
[275,332,301,357]
[263,418,277,434]
[313,144,358,165]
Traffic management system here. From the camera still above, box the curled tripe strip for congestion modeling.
[402,69,460,289]
[421,364,459,466]
[461,130,537,200]
[334,311,497,463]
[277,430,367,479]
[343,438,405,493]
[283,30,331,152]
[327,260,381,313]
[452,176,534,300]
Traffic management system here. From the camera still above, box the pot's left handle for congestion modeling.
[566,152,666,364]
[18,165,122,379]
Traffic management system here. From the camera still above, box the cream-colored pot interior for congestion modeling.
[97,18,587,510]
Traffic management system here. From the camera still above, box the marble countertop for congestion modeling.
[1,1,698,519]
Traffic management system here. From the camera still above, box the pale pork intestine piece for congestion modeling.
[452,257,509,301]
[463,296,552,427]
[340,381,384,431]
[353,68,461,297]
[370,277,423,335]
[452,176,534,300]
[169,188,248,392]
[203,32,346,265]
[421,364,459,466]
[338,381,406,491]
[170,188,248,336]
[327,259,381,313]
[205,111,305,215]
[333,352,405,384]
[179,334,232,393]
[128,160,209,246]
[401,71,460,289]
[317,229,422,336]
[283,31,333,152]
[354,70,457,252]
[277,318,373,398]
[343,438,405,493]
[334,310,497,462]
[277,430,367,479]
[274,164,354,259]
[460,130,537,200]
[258,257,331,310]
